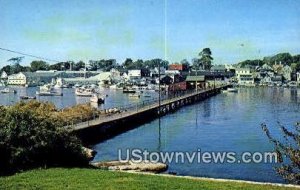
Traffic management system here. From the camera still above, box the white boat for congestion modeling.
[0,88,16,94]
[36,84,63,96]
[75,88,95,97]
[227,88,238,92]
[128,92,141,98]
[90,94,105,104]
[222,88,238,93]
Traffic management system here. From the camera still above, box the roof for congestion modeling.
[185,75,205,82]
[22,72,59,78]
[211,65,226,71]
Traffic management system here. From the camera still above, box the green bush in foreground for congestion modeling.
[262,122,300,185]
[0,101,89,174]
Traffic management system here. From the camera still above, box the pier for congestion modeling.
[69,85,228,143]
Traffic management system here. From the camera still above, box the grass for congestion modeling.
[0,168,298,190]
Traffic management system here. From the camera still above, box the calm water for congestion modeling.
[0,86,158,109]
[92,87,300,183]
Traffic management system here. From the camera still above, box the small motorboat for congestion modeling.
[0,88,16,94]
[36,91,63,96]
[123,87,136,93]
[222,88,238,93]
[20,96,36,100]
[128,92,141,98]
[36,84,63,96]
[75,88,96,97]
[90,94,105,104]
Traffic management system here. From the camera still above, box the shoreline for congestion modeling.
[118,170,300,189]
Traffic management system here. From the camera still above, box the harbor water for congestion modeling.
[92,87,300,183]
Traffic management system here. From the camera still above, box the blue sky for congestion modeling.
[0,0,299,67]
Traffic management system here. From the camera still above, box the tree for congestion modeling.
[199,48,213,70]
[261,122,300,184]
[7,56,25,74]
[180,59,190,66]
[123,58,133,69]
[191,58,202,70]
[0,101,89,174]
[0,65,13,75]
[30,60,49,72]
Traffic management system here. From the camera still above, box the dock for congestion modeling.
[68,85,228,144]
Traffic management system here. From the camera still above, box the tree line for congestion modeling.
[236,53,300,71]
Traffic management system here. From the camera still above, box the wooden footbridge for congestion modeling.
[68,85,228,143]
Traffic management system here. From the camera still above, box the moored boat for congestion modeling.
[0,88,16,94]
[75,88,96,97]
[128,92,141,98]
[123,87,136,93]
[90,94,105,104]
[20,95,36,100]
[36,84,63,96]
[227,88,238,92]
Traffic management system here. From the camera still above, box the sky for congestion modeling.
[0,0,299,67]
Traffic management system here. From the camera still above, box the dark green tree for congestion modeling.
[199,48,213,70]
[30,60,49,72]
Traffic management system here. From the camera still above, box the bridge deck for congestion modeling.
[69,86,225,131]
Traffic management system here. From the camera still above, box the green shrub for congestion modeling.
[0,102,89,174]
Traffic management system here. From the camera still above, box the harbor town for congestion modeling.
[1,0,300,189]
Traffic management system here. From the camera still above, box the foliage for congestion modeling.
[59,104,99,125]
[237,59,264,68]
[263,53,294,66]
[30,60,49,72]
[0,101,89,174]
[0,168,296,190]
[261,122,300,184]
[199,48,213,70]
[192,58,201,70]
[88,59,117,71]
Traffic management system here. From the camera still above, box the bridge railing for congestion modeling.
[66,85,226,129]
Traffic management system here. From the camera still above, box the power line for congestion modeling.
[0,47,62,63]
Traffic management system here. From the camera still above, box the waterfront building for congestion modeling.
[7,72,59,86]
[282,65,292,81]
[1,71,8,79]
[211,65,226,73]
[185,75,206,89]
[271,75,283,85]
[235,68,255,85]
[128,70,141,80]
[150,67,166,77]
[168,64,189,72]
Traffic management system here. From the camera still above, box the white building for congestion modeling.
[7,72,27,85]
[128,70,141,79]
[235,68,254,85]
[1,71,8,79]
[297,72,300,84]
[282,65,292,81]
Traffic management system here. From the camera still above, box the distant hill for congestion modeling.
[235,53,300,71]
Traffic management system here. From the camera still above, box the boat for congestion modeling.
[20,95,36,100]
[36,91,63,96]
[227,88,238,92]
[123,87,136,93]
[90,94,105,104]
[128,92,141,98]
[222,88,238,93]
[75,88,96,97]
[36,84,63,96]
[0,88,16,94]
[288,82,297,88]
